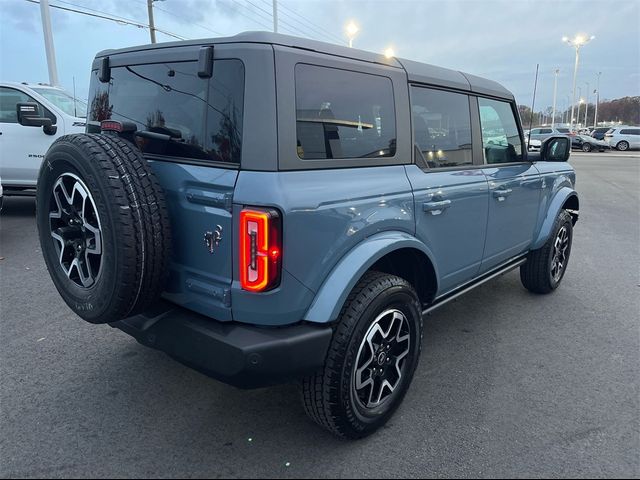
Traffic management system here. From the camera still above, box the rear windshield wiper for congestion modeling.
[134,130,183,142]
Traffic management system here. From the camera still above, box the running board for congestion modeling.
[423,256,527,315]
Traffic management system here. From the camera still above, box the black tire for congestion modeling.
[581,143,592,152]
[301,271,423,439]
[36,133,171,324]
[520,210,573,294]
[616,141,629,151]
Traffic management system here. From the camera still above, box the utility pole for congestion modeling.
[594,72,602,127]
[147,0,157,44]
[272,0,278,33]
[40,0,59,86]
[551,68,559,128]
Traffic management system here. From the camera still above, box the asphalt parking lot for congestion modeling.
[1,152,638,478]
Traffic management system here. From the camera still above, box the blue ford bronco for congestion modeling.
[35,32,578,438]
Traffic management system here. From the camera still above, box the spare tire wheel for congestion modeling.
[36,133,171,324]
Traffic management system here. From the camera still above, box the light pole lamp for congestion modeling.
[563,34,595,132]
[346,21,359,48]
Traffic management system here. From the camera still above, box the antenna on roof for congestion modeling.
[73,76,77,118]
[528,64,539,147]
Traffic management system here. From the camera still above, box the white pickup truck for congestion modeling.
[0,82,86,195]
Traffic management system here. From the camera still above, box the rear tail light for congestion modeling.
[100,120,137,133]
[239,208,282,292]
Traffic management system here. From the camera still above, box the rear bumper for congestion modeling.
[111,302,333,389]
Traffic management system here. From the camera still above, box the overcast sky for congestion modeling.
[1,0,639,110]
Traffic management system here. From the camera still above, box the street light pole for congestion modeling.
[594,71,602,127]
[584,82,590,127]
[272,0,278,33]
[147,0,157,44]
[563,34,595,132]
[346,21,359,48]
[40,0,59,86]
[551,68,559,128]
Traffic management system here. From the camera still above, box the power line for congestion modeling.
[227,0,274,31]
[129,0,224,37]
[242,0,331,40]
[263,0,345,45]
[23,0,187,40]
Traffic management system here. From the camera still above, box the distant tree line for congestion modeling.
[518,96,639,128]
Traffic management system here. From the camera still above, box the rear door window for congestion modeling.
[620,129,640,135]
[410,86,472,168]
[478,97,523,164]
[88,60,244,164]
[295,64,396,160]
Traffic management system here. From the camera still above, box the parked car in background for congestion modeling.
[590,127,611,140]
[605,127,640,151]
[571,134,610,152]
[525,137,541,151]
[0,82,86,195]
[527,127,571,143]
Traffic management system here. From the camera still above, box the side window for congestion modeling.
[530,128,541,135]
[478,97,523,164]
[295,64,396,160]
[620,129,640,135]
[87,60,244,163]
[541,128,553,134]
[0,87,52,123]
[411,86,472,168]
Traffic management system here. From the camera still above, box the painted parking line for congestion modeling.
[572,152,640,158]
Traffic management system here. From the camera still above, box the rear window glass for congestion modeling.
[88,59,244,164]
[295,64,396,160]
[411,86,472,168]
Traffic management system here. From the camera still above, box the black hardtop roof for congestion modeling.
[96,31,514,101]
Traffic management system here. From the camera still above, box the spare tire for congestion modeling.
[37,133,171,324]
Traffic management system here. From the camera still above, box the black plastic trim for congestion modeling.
[111,302,333,389]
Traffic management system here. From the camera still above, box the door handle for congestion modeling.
[423,199,451,215]
[493,189,513,201]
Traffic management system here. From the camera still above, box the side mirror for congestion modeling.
[16,102,57,135]
[541,136,570,162]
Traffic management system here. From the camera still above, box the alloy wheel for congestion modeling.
[550,225,569,283]
[353,308,411,409]
[49,173,103,288]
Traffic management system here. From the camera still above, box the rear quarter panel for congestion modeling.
[232,167,415,325]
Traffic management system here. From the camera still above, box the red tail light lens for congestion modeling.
[239,208,282,292]
[100,120,124,132]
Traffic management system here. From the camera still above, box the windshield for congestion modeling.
[32,88,87,118]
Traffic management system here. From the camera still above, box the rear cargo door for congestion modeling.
[86,48,245,320]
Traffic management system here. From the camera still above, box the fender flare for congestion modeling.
[302,231,438,324]
[531,187,579,250]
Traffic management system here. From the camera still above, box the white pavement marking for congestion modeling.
[572,152,640,158]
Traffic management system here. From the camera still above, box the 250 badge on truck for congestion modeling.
[37,32,578,439]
